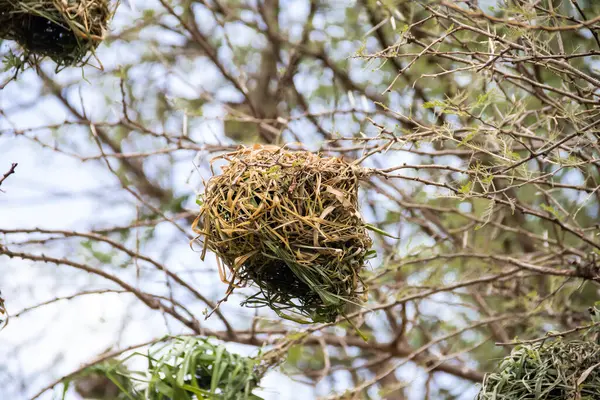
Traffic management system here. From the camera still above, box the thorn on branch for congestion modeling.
[0,163,18,191]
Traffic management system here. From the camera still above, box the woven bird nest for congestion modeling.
[477,340,600,399]
[0,0,111,68]
[145,337,263,400]
[75,337,265,400]
[193,145,374,324]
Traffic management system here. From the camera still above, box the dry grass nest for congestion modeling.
[477,339,600,399]
[193,145,375,324]
[0,0,112,68]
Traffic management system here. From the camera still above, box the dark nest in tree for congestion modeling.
[0,0,111,68]
[193,145,374,324]
[477,340,600,399]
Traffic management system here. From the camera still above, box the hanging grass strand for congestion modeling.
[193,145,374,324]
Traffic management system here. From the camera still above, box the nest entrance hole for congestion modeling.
[17,15,80,59]
[245,259,314,298]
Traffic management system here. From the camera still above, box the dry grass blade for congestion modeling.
[478,340,600,399]
[0,0,113,69]
[193,145,374,323]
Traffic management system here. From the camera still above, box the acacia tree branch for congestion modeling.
[0,163,17,190]
[0,227,234,336]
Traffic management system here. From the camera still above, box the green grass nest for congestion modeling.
[193,145,374,324]
[477,339,600,399]
[0,0,111,68]
[71,337,264,400]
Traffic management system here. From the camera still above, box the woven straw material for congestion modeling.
[478,340,600,399]
[0,0,111,67]
[194,146,373,323]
